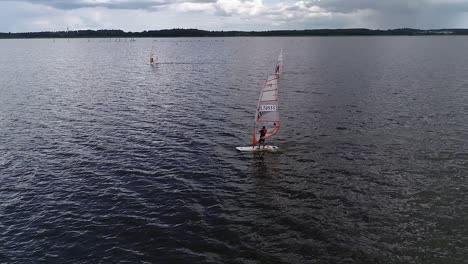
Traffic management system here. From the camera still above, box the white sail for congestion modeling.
[252,75,280,145]
[275,49,284,75]
[150,46,156,64]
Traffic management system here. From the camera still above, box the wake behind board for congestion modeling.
[236,145,279,152]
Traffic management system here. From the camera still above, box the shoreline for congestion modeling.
[1,28,468,39]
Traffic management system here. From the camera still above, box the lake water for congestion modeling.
[1,37,467,263]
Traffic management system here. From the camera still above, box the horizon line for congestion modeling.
[2,27,468,34]
[1,28,467,38]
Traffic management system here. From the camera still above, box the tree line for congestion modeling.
[1,28,467,38]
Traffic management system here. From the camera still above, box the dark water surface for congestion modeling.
[1,37,467,263]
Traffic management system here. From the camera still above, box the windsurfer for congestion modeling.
[258,126,267,148]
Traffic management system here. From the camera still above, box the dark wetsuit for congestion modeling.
[259,128,267,143]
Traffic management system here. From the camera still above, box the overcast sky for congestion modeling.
[1,0,467,32]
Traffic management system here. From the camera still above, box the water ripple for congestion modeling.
[0,37,467,263]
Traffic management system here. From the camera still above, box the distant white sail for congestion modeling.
[150,46,156,64]
[275,49,284,75]
[252,75,280,145]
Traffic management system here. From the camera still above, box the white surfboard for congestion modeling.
[236,145,279,152]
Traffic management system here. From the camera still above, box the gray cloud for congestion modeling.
[272,0,468,29]
[6,0,226,10]
[308,0,423,14]
[10,0,468,17]
[312,0,468,17]
[1,0,468,32]
[13,0,178,10]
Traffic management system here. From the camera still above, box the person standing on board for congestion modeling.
[275,65,280,74]
[258,126,267,149]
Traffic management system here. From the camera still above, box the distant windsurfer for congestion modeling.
[258,126,267,149]
[275,65,280,74]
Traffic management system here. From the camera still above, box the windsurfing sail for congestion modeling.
[252,75,280,145]
[150,47,156,64]
[275,49,284,75]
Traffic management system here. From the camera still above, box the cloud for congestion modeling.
[13,0,174,10]
[263,1,332,24]
[173,0,265,16]
[173,0,331,21]
[315,0,468,14]
[215,0,264,16]
[1,0,468,32]
[175,2,215,12]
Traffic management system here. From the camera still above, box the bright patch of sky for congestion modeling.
[0,0,467,32]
